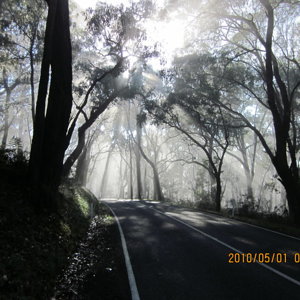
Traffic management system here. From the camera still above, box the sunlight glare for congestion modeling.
[144,18,186,67]
[73,0,130,9]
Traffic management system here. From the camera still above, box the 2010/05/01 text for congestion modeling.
[228,252,300,264]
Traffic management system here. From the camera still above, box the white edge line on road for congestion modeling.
[149,206,300,287]
[144,201,300,241]
[104,202,140,300]
[234,220,300,241]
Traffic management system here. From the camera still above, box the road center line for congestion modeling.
[104,202,140,300]
[149,206,300,287]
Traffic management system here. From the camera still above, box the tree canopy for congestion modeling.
[1,0,300,224]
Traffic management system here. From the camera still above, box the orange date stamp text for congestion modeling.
[228,252,300,264]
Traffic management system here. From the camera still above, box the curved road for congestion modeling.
[103,199,300,300]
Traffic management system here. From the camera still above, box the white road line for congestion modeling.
[104,202,140,300]
[149,206,300,287]
[195,210,300,241]
[144,201,300,241]
[235,220,300,241]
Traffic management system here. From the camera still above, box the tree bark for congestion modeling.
[29,0,73,209]
[62,93,119,178]
[128,138,134,200]
[1,90,11,149]
[1,69,21,149]
[258,0,300,224]
[118,156,125,198]
[29,34,36,123]
[152,166,163,201]
[99,144,115,198]
[237,132,255,202]
[137,136,164,201]
[215,174,222,212]
[135,121,143,199]
[75,143,91,186]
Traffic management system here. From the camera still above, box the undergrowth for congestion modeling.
[0,149,100,299]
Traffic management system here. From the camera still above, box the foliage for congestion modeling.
[0,176,99,299]
[54,202,130,300]
[0,139,28,186]
[0,0,46,64]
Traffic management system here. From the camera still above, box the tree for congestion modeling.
[227,108,270,206]
[74,124,104,186]
[194,0,300,224]
[98,112,123,198]
[0,68,25,149]
[0,0,46,123]
[62,63,126,178]
[144,54,233,210]
[62,1,157,178]
[29,0,73,209]
[135,108,143,199]
[136,124,165,201]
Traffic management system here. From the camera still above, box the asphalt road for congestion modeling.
[103,200,300,300]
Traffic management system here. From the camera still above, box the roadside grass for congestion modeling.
[54,197,131,300]
[0,180,93,299]
[0,152,130,300]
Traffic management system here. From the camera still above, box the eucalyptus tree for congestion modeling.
[186,0,300,223]
[98,111,123,198]
[74,119,107,186]
[0,0,46,123]
[29,0,73,208]
[62,1,157,178]
[145,54,234,211]
[116,120,133,199]
[0,67,28,149]
[0,0,46,154]
[136,124,166,201]
[227,107,271,205]
[124,100,175,202]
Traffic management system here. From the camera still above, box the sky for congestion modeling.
[74,0,132,9]
[73,0,186,66]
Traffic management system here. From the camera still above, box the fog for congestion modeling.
[2,0,299,219]
[80,99,286,216]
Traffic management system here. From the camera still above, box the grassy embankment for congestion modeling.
[0,149,130,300]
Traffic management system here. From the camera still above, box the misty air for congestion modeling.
[1,0,300,299]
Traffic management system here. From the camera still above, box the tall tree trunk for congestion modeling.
[99,144,115,198]
[121,160,129,199]
[238,133,254,202]
[63,125,87,178]
[215,174,222,212]
[118,156,125,199]
[143,166,149,199]
[275,163,300,225]
[137,138,164,201]
[62,93,119,178]
[129,138,133,200]
[1,68,20,149]
[258,0,300,224]
[152,166,163,201]
[245,171,254,201]
[1,90,11,149]
[75,143,91,186]
[29,0,73,209]
[207,135,216,203]
[18,109,24,141]
[29,36,36,123]
[135,122,143,199]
